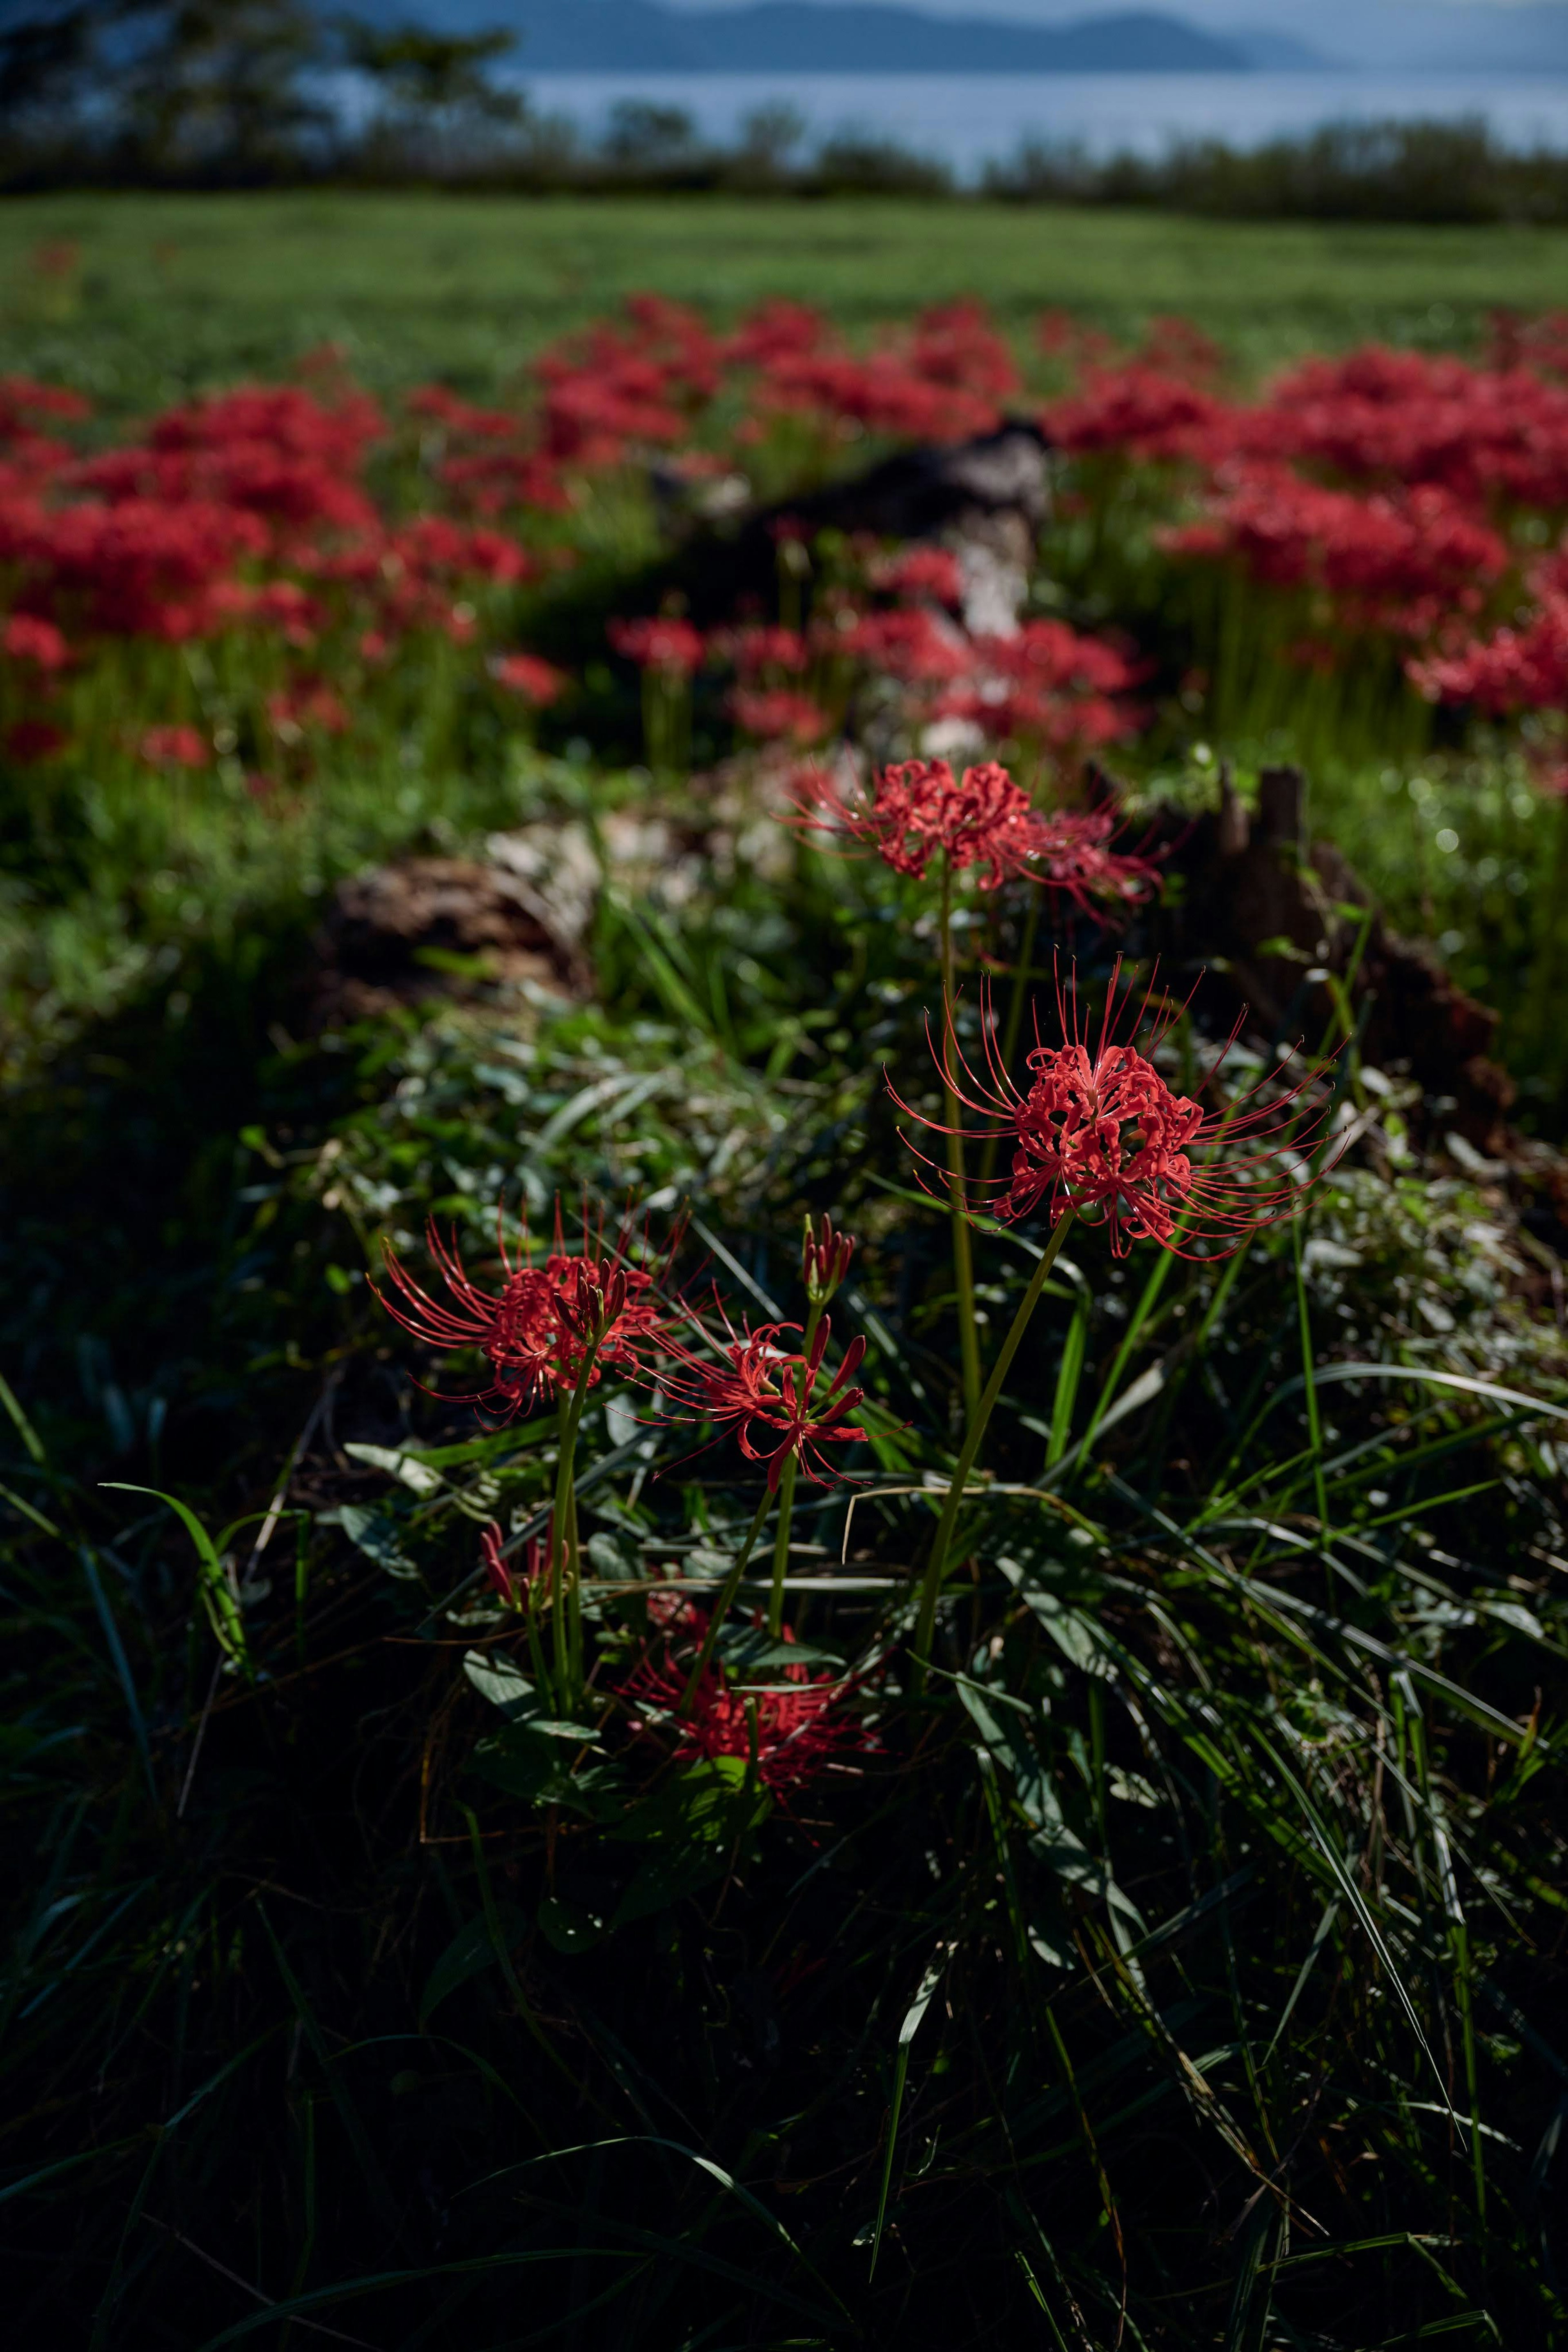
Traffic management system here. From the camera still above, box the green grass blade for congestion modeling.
[869,1944,947,2279]
[78,1545,155,1801]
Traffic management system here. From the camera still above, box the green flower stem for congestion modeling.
[680,1485,774,1712]
[911,1208,1079,1690]
[566,1473,585,1692]
[767,1455,800,1641]
[766,1297,826,1637]
[977,883,1042,1194]
[939,856,983,1428]
[550,1349,600,1706]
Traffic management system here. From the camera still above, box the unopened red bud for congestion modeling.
[480,1521,516,1608]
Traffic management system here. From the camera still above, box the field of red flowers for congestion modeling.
[7,291,1568,1096]
[7,291,1568,2349]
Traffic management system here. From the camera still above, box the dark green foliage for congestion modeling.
[4,785,1568,2343]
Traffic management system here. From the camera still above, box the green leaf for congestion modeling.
[470,1727,624,1817]
[102,1482,251,1676]
[608,1755,769,1848]
[714,1624,843,1673]
[462,1648,538,1721]
[870,1943,949,2277]
[611,1842,728,1929]
[342,1441,445,1496]
[0,1371,45,1464]
[324,1502,420,1579]
[419,1904,526,2026]
[536,1895,604,1953]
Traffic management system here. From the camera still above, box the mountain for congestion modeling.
[337,1,1254,72]
[874,0,1568,77]
[1224,29,1341,71]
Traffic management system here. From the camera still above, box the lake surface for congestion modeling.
[526,71,1568,175]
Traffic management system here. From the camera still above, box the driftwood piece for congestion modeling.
[1153,765,1515,1150]
[669,420,1051,638]
[311,856,588,1028]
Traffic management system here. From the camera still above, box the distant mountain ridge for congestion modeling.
[340,1,1255,74]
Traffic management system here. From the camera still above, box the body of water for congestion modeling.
[525,71,1568,175]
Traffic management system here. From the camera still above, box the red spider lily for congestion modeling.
[869,545,964,608]
[790,756,1038,887]
[802,1213,855,1306]
[1022,809,1161,917]
[1410,596,1568,715]
[2,612,69,669]
[1234,345,1568,513]
[491,651,567,704]
[268,682,350,742]
[139,723,210,770]
[661,1314,869,1491]
[608,615,705,676]
[1162,464,1508,642]
[892,961,1333,1258]
[5,718,68,763]
[790,757,1154,910]
[1043,361,1230,464]
[372,1205,681,1422]
[730,687,831,745]
[712,623,808,677]
[819,606,971,687]
[623,1627,861,1794]
[479,1518,550,1609]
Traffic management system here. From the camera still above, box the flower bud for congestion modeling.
[480,1522,516,1608]
[802,1212,855,1306]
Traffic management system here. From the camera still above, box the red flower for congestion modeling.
[138,723,209,770]
[479,1518,549,1609]
[791,757,1153,912]
[373,1206,680,1422]
[869,545,964,608]
[3,612,69,669]
[662,1314,869,1490]
[730,687,830,745]
[1410,595,1568,715]
[5,718,68,763]
[894,961,1332,1258]
[492,651,566,704]
[790,757,1030,887]
[1024,809,1161,916]
[608,615,704,676]
[802,1212,855,1306]
[713,623,808,677]
[624,1630,860,1793]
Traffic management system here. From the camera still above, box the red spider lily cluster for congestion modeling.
[1035,311,1568,726]
[624,1627,863,1795]
[21,294,1568,787]
[1162,467,1508,645]
[599,558,1141,771]
[0,365,543,773]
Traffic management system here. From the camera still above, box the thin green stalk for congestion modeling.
[681,1486,774,1709]
[767,1456,800,1643]
[1291,1214,1330,1532]
[550,1350,601,1708]
[977,883,1042,1194]
[911,1209,1078,1687]
[939,856,983,1427]
[767,1297,825,1637]
[1073,1246,1172,1473]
